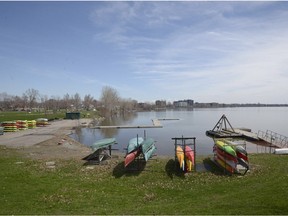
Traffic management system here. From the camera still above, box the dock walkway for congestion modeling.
[91,119,163,129]
[205,114,288,149]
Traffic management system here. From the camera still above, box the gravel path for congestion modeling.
[0,119,92,160]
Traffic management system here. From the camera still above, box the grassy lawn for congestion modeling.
[0,111,97,122]
[0,146,287,215]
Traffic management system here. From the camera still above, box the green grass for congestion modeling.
[0,110,97,122]
[0,146,287,215]
[0,111,66,122]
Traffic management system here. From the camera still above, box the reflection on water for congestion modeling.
[70,107,288,156]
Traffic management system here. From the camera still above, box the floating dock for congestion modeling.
[91,119,163,129]
[206,114,288,149]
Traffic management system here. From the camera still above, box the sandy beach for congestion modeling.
[0,119,92,160]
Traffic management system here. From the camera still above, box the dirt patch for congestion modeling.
[0,119,93,161]
[18,134,91,160]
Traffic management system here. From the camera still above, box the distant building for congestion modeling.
[173,99,194,108]
[155,100,166,108]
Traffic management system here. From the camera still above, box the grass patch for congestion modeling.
[0,111,66,122]
[1,146,287,215]
[0,110,98,122]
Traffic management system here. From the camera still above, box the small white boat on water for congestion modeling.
[274,148,288,155]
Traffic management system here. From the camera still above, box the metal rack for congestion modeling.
[172,136,196,172]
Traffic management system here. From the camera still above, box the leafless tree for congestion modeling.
[40,95,49,114]
[100,86,120,116]
[0,92,12,110]
[83,94,94,111]
[23,88,39,110]
[119,98,138,114]
[62,93,71,111]
[72,93,82,111]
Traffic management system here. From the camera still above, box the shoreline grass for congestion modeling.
[1,146,287,215]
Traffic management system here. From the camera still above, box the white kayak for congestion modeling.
[274,148,288,155]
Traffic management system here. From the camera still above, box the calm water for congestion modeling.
[70,107,288,156]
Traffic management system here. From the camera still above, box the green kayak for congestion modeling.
[215,140,236,157]
[90,138,116,151]
[144,144,156,161]
[141,138,155,153]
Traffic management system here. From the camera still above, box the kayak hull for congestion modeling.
[176,146,185,171]
[274,148,288,155]
[144,145,156,161]
[125,149,141,167]
[215,155,235,174]
[185,146,195,171]
[127,137,144,154]
[91,138,116,151]
[141,138,155,153]
[214,146,237,162]
[215,140,236,157]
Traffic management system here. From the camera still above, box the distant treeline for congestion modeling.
[193,103,288,108]
[1,88,288,113]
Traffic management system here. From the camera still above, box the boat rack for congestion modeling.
[84,144,118,165]
[124,147,157,172]
[124,132,157,172]
[172,136,196,172]
[213,139,249,175]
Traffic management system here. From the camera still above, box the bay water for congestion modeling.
[70,107,288,156]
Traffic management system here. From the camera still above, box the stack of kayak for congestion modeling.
[176,145,195,172]
[36,118,48,126]
[213,140,249,174]
[1,121,18,132]
[0,119,49,134]
[16,120,28,130]
[27,120,37,129]
[124,137,156,167]
[0,126,4,135]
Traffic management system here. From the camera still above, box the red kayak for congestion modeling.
[124,149,141,167]
[236,151,248,162]
[214,146,237,162]
[215,155,235,174]
[185,146,195,166]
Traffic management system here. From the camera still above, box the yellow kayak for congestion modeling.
[176,146,185,171]
[215,140,236,157]
[186,159,193,171]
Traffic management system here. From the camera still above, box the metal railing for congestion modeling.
[257,130,288,148]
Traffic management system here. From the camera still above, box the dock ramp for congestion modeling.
[257,130,288,148]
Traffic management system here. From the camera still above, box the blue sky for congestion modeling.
[1,1,288,104]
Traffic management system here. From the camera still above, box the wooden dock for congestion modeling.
[206,115,288,149]
[91,119,163,129]
[229,128,260,141]
[207,128,262,141]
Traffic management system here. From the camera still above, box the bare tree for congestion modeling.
[23,88,39,111]
[62,93,71,111]
[47,96,61,113]
[72,93,82,111]
[119,98,138,114]
[100,86,120,116]
[40,95,49,114]
[0,92,12,110]
[12,96,25,110]
[83,94,94,111]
